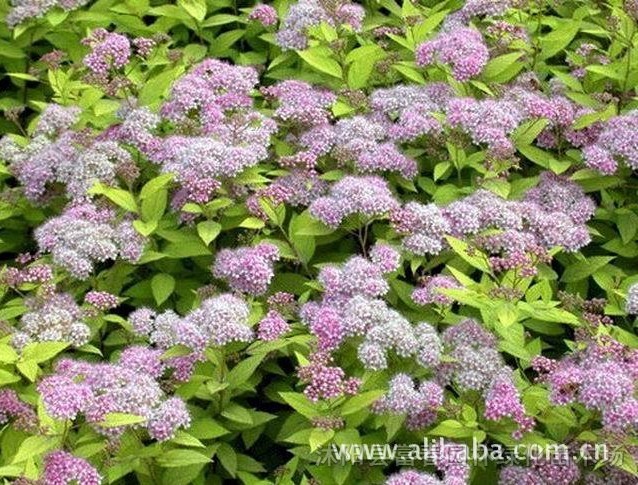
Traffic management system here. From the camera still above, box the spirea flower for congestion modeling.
[332,116,418,178]
[484,372,535,439]
[0,120,133,202]
[454,0,512,24]
[84,291,119,311]
[276,0,364,50]
[416,27,490,81]
[582,112,638,173]
[35,203,145,279]
[213,243,280,295]
[391,202,450,255]
[298,351,359,401]
[131,294,254,351]
[6,0,90,27]
[441,319,533,438]
[385,469,441,485]
[412,276,462,306]
[160,58,258,127]
[257,310,290,341]
[14,292,90,349]
[374,374,443,428]
[38,349,190,440]
[369,243,401,273]
[446,97,523,157]
[309,175,399,227]
[499,457,581,485]
[537,338,638,433]
[523,172,596,224]
[263,80,336,127]
[249,4,278,26]
[35,104,81,137]
[42,451,101,485]
[247,170,329,219]
[0,390,36,431]
[146,397,191,441]
[626,283,638,314]
[2,264,53,287]
[83,29,131,75]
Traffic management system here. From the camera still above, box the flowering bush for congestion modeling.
[1,0,638,483]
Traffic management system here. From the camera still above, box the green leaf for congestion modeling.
[513,119,550,146]
[21,342,68,363]
[0,344,19,363]
[197,221,221,245]
[201,14,240,27]
[89,183,138,213]
[151,273,175,305]
[428,419,475,438]
[617,210,638,244]
[100,412,147,427]
[140,174,173,200]
[133,219,158,237]
[222,404,253,425]
[482,52,525,83]
[309,428,334,452]
[156,450,213,468]
[279,392,320,419]
[0,369,20,385]
[239,217,266,229]
[178,0,207,21]
[572,103,616,130]
[445,236,491,273]
[11,436,57,464]
[561,256,615,283]
[226,355,265,390]
[540,21,580,60]
[347,56,377,89]
[216,443,237,477]
[16,360,38,382]
[163,241,211,258]
[298,48,343,78]
[171,430,206,448]
[340,391,384,416]
[141,189,168,222]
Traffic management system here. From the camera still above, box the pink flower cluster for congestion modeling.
[83,29,131,75]
[441,320,534,438]
[13,292,90,350]
[0,389,36,431]
[0,105,133,202]
[257,310,290,341]
[42,451,101,485]
[300,245,447,373]
[130,294,254,351]
[276,0,364,50]
[581,112,638,174]
[385,441,471,484]
[309,175,400,227]
[412,275,462,306]
[248,4,278,26]
[374,374,444,430]
[35,203,145,279]
[213,242,280,295]
[38,347,190,440]
[298,351,361,401]
[391,173,594,274]
[84,290,119,311]
[534,338,638,433]
[499,456,581,485]
[416,27,490,81]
